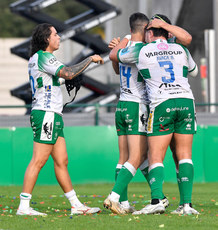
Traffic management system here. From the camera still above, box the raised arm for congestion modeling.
[57,55,104,80]
[147,18,192,46]
[109,37,129,62]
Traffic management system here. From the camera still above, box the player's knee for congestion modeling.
[55,157,68,168]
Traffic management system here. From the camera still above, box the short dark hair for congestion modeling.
[30,23,53,56]
[148,14,172,39]
[129,12,149,33]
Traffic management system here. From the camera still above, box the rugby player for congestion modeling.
[16,23,103,216]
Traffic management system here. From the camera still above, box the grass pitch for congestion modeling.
[0,183,218,230]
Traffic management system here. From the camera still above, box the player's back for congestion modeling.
[119,41,146,103]
[137,39,196,107]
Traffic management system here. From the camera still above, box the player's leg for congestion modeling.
[171,98,198,215]
[115,101,130,207]
[51,137,73,192]
[116,135,129,205]
[51,139,100,215]
[133,134,172,215]
[148,134,172,201]
[17,141,52,215]
[170,136,184,214]
[104,102,147,214]
[173,133,199,214]
[133,100,174,215]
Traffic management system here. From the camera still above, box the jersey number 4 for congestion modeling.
[120,66,132,88]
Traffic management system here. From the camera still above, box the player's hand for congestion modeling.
[91,55,104,64]
[147,18,165,29]
[108,37,120,49]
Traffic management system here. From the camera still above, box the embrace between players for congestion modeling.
[16,12,199,216]
[104,13,199,215]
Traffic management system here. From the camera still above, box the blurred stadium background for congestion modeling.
[0,0,218,185]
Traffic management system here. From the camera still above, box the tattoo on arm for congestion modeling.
[58,57,92,80]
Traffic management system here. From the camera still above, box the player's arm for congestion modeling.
[147,18,192,46]
[112,61,119,74]
[57,55,104,80]
[109,37,129,62]
[186,48,198,77]
[108,37,120,74]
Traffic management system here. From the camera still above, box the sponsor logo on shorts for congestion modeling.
[166,107,189,113]
[125,114,132,123]
[128,125,132,131]
[159,116,170,122]
[159,124,169,132]
[184,113,192,122]
[116,108,127,112]
[186,124,192,130]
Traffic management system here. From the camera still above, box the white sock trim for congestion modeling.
[148,163,164,173]
[123,162,137,176]
[139,159,149,170]
[20,193,32,200]
[64,189,76,200]
[116,164,123,169]
[179,159,193,165]
[109,191,120,202]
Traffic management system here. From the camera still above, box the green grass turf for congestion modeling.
[0,183,218,230]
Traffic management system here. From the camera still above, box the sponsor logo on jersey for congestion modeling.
[145,50,182,58]
[157,43,169,50]
[121,87,133,94]
[186,123,192,130]
[44,85,51,108]
[45,85,51,92]
[28,63,35,68]
[159,83,182,89]
[120,47,130,55]
[49,57,57,64]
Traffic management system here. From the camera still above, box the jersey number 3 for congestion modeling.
[159,61,175,83]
